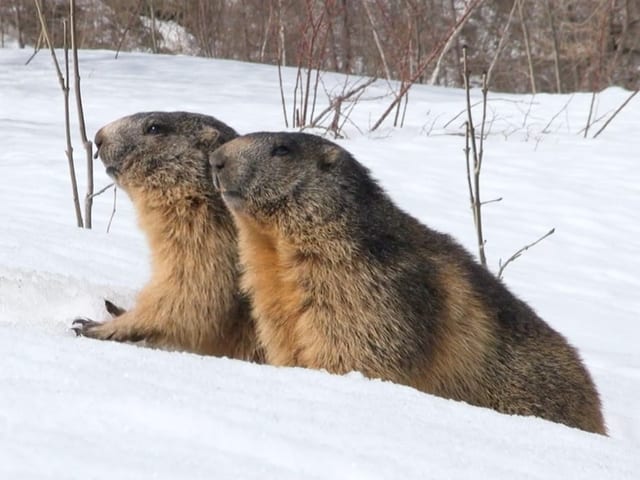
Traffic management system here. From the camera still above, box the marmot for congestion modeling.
[72,112,263,361]
[210,131,606,434]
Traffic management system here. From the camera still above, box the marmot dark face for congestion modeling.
[211,132,375,232]
[95,112,238,195]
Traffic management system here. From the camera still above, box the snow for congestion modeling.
[139,17,199,55]
[1,47,639,478]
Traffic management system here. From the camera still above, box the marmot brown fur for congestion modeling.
[72,112,263,361]
[211,131,606,434]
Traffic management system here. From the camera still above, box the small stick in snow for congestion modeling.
[592,89,639,139]
[542,95,574,134]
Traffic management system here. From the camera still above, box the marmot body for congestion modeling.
[73,112,262,361]
[211,131,605,434]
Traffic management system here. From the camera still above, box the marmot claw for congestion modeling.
[71,318,103,337]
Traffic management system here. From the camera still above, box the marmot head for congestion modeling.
[211,132,380,234]
[94,112,238,198]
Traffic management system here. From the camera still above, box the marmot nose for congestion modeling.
[94,128,104,149]
[94,128,105,159]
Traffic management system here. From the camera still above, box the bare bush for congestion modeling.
[4,0,637,93]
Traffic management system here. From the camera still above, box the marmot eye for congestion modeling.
[145,123,166,135]
[272,145,290,157]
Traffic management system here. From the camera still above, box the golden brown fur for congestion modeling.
[211,131,606,434]
[72,112,262,361]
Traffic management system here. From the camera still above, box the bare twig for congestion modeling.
[148,0,158,53]
[464,122,474,217]
[481,197,503,206]
[498,228,555,279]
[430,0,485,85]
[277,69,289,128]
[24,30,43,65]
[277,43,289,127]
[70,0,94,229]
[277,0,286,65]
[576,110,610,135]
[310,76,377,128]
[33,0,64,94]
[259,1,273,62]
[486,0,518,87]
[518,0,536,94]
[444,100,483,128]
[478,71,488,169]
[583,91,598,138]
[362,1,392,83]
[592,89,639,138]
[89,182,115,199]
[115,0,144,59]
[463,46,488,268]
[34,0,83,227]
[106,186,118,233]
[542,95,574,134]
[545,0,562,93]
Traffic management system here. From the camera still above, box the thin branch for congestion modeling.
[362,1,392,83]
[148,0,158,53]
[463,46,487,268]
[464,122,474,216]
[583,91,598,138]
[62,19,83,227]
[444,100,483,128]
[34,0,83,227]
[24,30,43,65]
[518,0,536,95]
[89,182,115,199]
[115,0,144,59]
[478,71,488,170]
[486,0,518,87]
[259,1,273,62]
[106,187,118,233]
[542,95,574,134]
[576,110,610,135]
[70,0,94,229]
[498,228,555,279]
[33,0,64,91]
[430,0,485,85]
[545,0,562,93]
[310,76,377,127]
[481,197,503,206]
[277,57,289,128]
[592,89,639,138]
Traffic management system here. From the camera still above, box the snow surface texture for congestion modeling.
[0,48,639,479]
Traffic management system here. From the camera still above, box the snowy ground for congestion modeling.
[0,48,639,479]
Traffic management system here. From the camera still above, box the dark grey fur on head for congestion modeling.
[95,111,238,193]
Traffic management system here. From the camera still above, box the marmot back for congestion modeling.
[211,131,606,434]
[73,112,263,361]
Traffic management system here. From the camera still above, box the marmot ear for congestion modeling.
[320,144,346,168]
[198,126,221,147]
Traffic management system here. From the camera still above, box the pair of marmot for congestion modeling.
[74,112,606,435]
